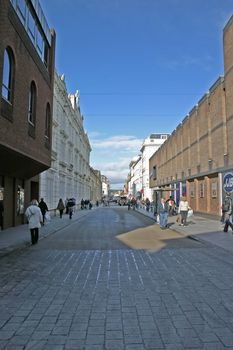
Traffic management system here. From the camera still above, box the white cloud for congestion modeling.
[90,135,143,150]
[90,134,143,188]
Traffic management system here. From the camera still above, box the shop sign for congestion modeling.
[223,172,233,193]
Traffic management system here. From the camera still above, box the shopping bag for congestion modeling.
[45,211,51,222]
[187,209,193,218]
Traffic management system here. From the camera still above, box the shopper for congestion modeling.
[158,198,169,229]
[25,199,43,245]
[57,198,65,218]
[38,198,48,225]
[178,196,189,226]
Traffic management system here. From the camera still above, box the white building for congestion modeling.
[40,72,92,210]
[128,134,170,201]
[101,175,110,198]
[141,134,170,201]
[128,155,142,199]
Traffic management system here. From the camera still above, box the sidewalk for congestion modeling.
[136,207,233,254]
[0,208,95,257]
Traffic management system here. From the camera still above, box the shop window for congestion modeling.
[17,186,25,215]
[2,48,14,104]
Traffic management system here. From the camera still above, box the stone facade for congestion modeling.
[39,72,91,210]
[90,168,102,204]
[149,15,233,217]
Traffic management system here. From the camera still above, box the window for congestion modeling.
[28,82,36,125]
[190,182,195,198]
[10,0,51,68]
[45,103,51,139]
[17,0,26,24]
[200,183,204,198]
[2,48,14,103]
[28,10,35,40]
[152,166,157,180]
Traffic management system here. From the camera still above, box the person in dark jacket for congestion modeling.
[158,198,169,229]
[67,198,76,219]
[57,198,65,218]
[38,198,48,225]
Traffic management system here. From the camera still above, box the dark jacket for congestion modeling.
[38,201,48,214]
[158,202,168,214]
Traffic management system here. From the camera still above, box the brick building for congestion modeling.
[0,0,55,228]
[149,15,233,218]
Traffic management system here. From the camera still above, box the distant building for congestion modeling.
[128,155,142,199]
[0,0,55,228]
[101,175,110,198]
[141,134,169,201]
[127,134,169,201]
[90,168,102,203]
[39,72,91,209]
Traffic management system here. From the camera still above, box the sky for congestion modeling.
[40,0,233,189]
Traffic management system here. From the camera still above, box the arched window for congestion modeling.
[45,103,51,139]
[28,81,36,125]
[2,48,14,103]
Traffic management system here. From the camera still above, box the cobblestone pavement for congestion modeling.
[1,209,233,349]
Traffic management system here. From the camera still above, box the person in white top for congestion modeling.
[25,199,43,245]
[178,196,189,226]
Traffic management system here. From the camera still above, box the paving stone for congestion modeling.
[105,339,124,349]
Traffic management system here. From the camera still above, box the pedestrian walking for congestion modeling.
[38,198,48,225]
[158,198,169,229]
[221,193,232,223]
[223,211,233,232]
[67,198,75,219]
[178,196,189,226]
[223,196,233,232]
[166,196,175,216]
[57,198,65,218]
[145,198,150,212]
[25,199,43,245]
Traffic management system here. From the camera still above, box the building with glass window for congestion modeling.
[0,0,56,228]
[149,15,233,218]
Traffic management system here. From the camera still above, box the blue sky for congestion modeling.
[40,0,233,188]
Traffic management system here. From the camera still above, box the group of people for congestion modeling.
[80,199,93,210]
[25,197,77,245]
[157,196,191,230]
